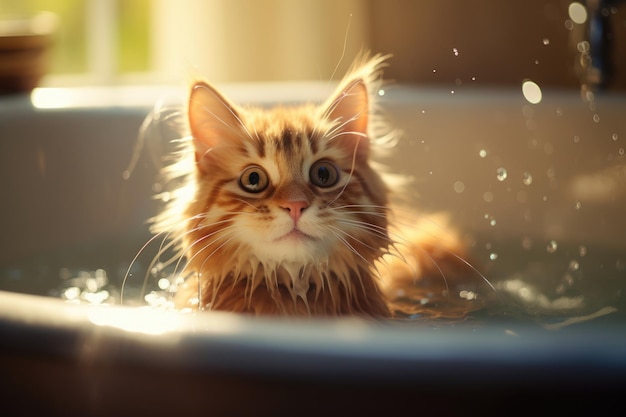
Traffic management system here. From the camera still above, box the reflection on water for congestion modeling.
[1,238,618,330]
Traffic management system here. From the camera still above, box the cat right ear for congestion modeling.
[188,82,243,170]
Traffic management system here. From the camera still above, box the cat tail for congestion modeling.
[378,210,494,315]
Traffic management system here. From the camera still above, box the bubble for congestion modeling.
[522,172,533,185]
[575,201,582,210]
[453,181,466,193]
[619,148,625,156]
[496,167,508,181]
[542,38,550,45]
[573,135,581,143]
[612,133,619,141]
[453,47,459,56]
[521,237,533,250]
[579,245,587,257]
[479,149,487,158]
[483,191,494,203]
[522,80,542,104]
[377,89,385,96]
[489,218,497,226]
[569,260,580,272]
[547,240,558,253]
[489,253,498,261]
[593,114,600,123]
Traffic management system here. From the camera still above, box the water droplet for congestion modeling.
[568,260,580,271]
[158,278,171,290]
[489,253,498,261]
[452,47,459,56]
[459,290,477,300]
[579,245,587,257]
[544,142,554,155]
[522,172,533,185]
[496,167,508,181]
[479,149,487,158]
[542,38,550,45]
[547,240,558,253]
[522,80,542,104]
[568,2,588,24]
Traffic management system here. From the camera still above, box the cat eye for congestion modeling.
[239,166,269,193]
[309,160,339,188]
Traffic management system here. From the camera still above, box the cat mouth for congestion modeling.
[277,228,314,242]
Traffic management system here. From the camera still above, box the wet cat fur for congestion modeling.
[151,54,469,317]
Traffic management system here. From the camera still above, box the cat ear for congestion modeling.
[188,81,243,170]
[324,79,370,161]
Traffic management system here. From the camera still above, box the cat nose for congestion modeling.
[279,200,309,223]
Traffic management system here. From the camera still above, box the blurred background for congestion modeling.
[1,0,625,90]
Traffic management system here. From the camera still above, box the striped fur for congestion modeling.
[150,54,475,317]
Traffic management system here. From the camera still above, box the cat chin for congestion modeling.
[251,235,330,266]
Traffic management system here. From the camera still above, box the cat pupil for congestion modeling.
[317,167,330,184]
[249,172,260,186]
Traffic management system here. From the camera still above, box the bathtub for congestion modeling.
[1,84,625,415]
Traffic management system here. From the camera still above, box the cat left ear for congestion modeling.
[324,79,370,161]
[188,82,243,170]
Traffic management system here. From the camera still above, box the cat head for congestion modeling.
[181,54,392,271]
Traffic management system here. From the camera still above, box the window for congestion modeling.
[1,0,151,85]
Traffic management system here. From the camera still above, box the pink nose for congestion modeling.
[279,200,309,223]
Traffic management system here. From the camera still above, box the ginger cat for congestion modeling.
[149,54,485,317]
